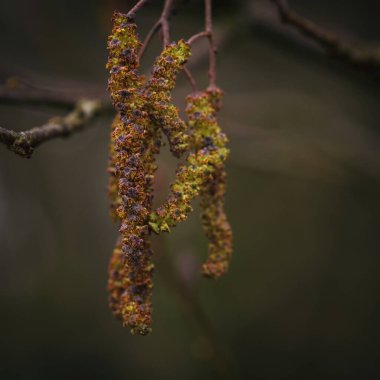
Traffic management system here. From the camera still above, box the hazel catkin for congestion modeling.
[145,40,191,158]
[106,9,233,336]
[107,11,155,335]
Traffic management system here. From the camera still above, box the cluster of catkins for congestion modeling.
[106,11,232,335]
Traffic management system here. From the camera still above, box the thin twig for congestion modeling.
[161,0,174,46]
[205,0,217,86]
[138,20,161,60]
[127,0,150,18]
[183,67,197,92]
[138,0,174,60]
[188,31,210,46]
[272,0,380,70]
[0,98,102,158]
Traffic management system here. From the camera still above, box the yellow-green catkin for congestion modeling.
[199,87,232,278]
[149,89,229,234]
[106,11,155,335]
[200,167,232,278]
[149,88,232,278]
[145,40,191,158]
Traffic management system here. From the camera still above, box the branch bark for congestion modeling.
[0,98,102,158]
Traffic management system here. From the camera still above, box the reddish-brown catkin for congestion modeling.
[107,236,127,317]
[106,11,155,335]
[107,115,121,222]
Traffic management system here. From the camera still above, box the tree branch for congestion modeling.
[205,0,217,87]
[0,86,78,110]
[272,0,380,71]
[0,98,102,158]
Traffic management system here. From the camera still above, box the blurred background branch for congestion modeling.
[0,78,113,110]
[272,0,380,71]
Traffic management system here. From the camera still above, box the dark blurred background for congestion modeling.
[1,0,380,379]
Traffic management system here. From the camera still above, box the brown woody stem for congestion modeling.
[205,0,217,86]
[0,98,102,158]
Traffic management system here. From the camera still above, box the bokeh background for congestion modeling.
[1,0,380,379]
